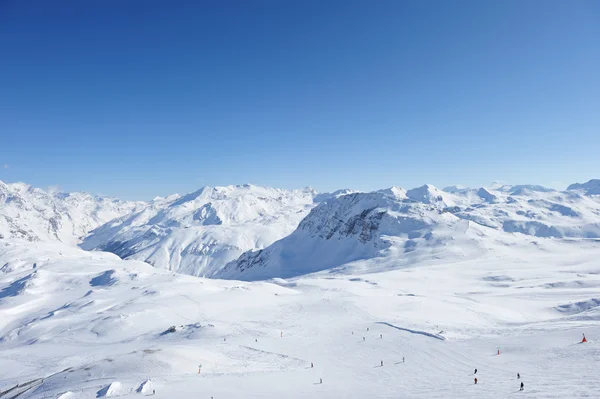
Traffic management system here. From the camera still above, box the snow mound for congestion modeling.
[136,379,155,394]
[556,298,600,314]
[0,272,37,299]
[89,270,118,287]
[96,381,126,397]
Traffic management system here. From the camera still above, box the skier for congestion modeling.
[520,382,524,391]
[224,338,226,342]
[582,333,587,343]
[255,339,258,342]
[517,373,520,379]
[402,357,405,363]
[363,337,365,341]
[153,390,155,395]
[320,378,322,384]
[474,368,477,375]
[311,362,313,368]
[381,360,383,367]
[474,378,478,385]
[352,331,354,335]
[367,328,369,331]
[380,334,383,339]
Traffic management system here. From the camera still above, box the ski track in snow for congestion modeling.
[375,322,446,340]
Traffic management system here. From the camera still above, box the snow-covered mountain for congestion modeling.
[81,185,318,277]
[4,179,600,281]
[0,181,142,245]
[2,180,600,397]
[218,182,600,281]
[568,179,600,196]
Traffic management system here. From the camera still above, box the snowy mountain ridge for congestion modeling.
[2,179,600,280]
[0,180,143,245]
[81,184,319,277]
[219,181,600,280]
[1,180,600,397]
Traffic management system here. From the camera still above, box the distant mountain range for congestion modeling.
[1,179,599,280]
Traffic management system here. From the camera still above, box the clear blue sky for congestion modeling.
[1,0,599,200]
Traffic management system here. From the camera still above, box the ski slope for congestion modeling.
[1,238,599,398]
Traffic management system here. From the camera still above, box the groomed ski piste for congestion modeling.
[1,235,599,398]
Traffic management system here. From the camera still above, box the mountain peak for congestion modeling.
[567,179,600,195]
[406,184,447,204]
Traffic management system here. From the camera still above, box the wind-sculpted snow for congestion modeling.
[556,298,600,314]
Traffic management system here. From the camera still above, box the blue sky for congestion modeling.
[1,0,599,200]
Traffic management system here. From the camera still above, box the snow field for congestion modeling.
[1,239,599,398]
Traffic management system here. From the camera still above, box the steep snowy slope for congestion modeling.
[0,181,142,245]
[217,187,477,280]
[219,183,600,281]
[568,178,600,196]
[82,185,317,277]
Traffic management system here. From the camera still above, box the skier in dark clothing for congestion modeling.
[520,382,524,391]
[311,362,313,368]
[381,360,383,366]
[474,378,478,385]
[517,373,520,379]
[474,368,477,374]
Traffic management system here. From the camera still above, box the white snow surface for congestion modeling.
[81,185,318,277]
[0,181,142,245]
[1,234,599,398]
